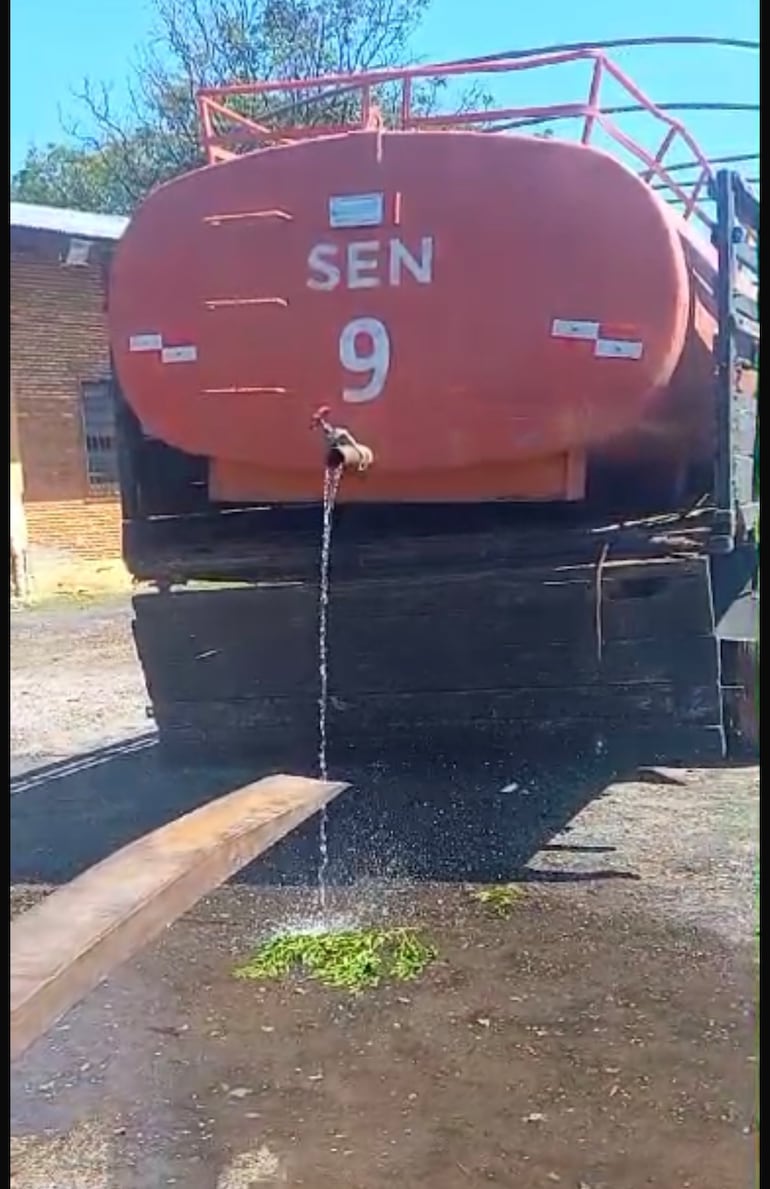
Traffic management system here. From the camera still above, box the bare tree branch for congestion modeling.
[13,0,445,212]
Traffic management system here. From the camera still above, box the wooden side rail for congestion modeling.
[11,774,348,1060]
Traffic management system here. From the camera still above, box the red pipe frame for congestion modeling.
[196,50,716,227]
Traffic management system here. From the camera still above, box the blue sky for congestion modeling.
[11,0,759,185]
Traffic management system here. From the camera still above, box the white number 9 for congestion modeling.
[339,317,391,403]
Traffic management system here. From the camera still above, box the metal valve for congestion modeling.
[311,407,374,472]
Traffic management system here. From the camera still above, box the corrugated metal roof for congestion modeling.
[10,202,129,241]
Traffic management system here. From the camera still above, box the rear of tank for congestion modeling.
[109,129,717,512]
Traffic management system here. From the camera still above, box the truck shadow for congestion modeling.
[10,736,643,887]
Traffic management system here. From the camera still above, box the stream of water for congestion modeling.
[317,463,342,911]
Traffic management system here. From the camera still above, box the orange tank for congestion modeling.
[109,129,717,504]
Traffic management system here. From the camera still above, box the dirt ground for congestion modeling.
[10,598,759,1188]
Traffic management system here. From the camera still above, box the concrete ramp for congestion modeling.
[11,774,348,1061]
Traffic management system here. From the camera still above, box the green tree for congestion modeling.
[12,0,433,213]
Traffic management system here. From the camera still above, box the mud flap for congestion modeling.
[712,541,759,643]
[715,590,759,643]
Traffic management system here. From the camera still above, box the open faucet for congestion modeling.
[311,406,374,472]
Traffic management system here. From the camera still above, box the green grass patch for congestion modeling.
[468,883,526,918]
[234,927,437,992]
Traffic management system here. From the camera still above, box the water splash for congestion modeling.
[265,909,359,941]
[317,463,342,910]
[251,879,401,946]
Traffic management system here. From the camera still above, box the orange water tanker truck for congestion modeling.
[108,52,759,769]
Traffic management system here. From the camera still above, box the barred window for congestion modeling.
[81,380,119,494]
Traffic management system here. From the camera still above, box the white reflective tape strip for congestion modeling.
[551,319,600,341]
[329,192,384,229]
[161,345,198,364]
[594,338,644,360]
[129,334,163,352]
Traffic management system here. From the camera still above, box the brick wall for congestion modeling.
[25,500,122,562]
[10,228,122,563]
